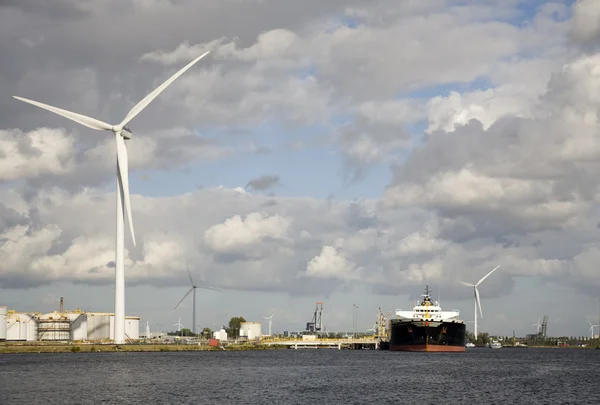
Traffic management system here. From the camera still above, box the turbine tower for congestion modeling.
[263,313,275,336]
[460,265,500,340]
[173,264,221,335]
[14,51,211,344]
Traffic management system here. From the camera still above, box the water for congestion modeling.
[1,348,599,404]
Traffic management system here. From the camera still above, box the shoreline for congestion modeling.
[0,343,287,354]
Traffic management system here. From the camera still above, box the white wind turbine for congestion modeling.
[460,265,500,340]
[588,321,599,339]
[173,317,184,337]
[173,264,221,336]
[13,51,211,344]
[263,313,275,336]
[533,317,542,334]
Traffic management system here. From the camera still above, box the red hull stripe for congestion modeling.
[389,344,465,352]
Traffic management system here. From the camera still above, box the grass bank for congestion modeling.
[0,342,286,354]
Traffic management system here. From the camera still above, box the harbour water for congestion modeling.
[1,348,599,404]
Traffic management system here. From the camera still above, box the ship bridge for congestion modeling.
[395,285,460,322]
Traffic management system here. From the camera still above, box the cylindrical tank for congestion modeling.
[125,316,140,340]
[17,313,38,341]
[241,322,262,341]
[0,306,6,341]
[66,313,88,341]
[38,312,71,342]
[86,313,112,341]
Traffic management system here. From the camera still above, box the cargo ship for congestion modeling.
[389,286,466,352]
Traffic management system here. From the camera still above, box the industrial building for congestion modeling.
[0,299,140,342]
[213,328,227,341]
[240,321,262,340]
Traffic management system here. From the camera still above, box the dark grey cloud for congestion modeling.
[246,174,280,191]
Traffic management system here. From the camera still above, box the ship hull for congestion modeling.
[389,319,466,353]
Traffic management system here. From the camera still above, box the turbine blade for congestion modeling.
[115,134,136,246]
[475,287,483,318]
[197,285,222,292]
[119,51,210,128]
[13,96,112,131]
[173,287,194,311]
[187,264,195,287]
[476,265,500,286]
[460,281,475,287]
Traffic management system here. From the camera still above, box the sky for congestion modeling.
[2,0,600,338]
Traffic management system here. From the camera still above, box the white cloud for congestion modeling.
[204,212,292,260]
[0,128,74,181]
[305,244,360,281]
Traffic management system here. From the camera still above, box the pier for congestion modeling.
[263,338,384,350]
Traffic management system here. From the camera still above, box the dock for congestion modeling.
[263,338,385,350]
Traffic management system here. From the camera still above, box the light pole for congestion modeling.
[353,304,358,339]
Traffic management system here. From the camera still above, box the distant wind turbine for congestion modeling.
[173,317,184,337]
[588,321,599,339]
[460,265,500,340]
[13,51,211,344]
[263,313,275,336]
[533,317,542,334]
[173,264,221,335]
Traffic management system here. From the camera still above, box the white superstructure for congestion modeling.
[395,287,460,322]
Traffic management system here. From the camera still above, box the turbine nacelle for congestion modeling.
[121,126,132,140]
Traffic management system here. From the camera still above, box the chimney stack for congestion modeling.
[60,297,64,313]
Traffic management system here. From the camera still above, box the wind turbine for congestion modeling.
[173,317,184,337]
[588,321,599,339]
[13,51,211,344]
[173,264,221,335]
[532,317,542,334]
[460,265,500,340]
[263,313,275,336]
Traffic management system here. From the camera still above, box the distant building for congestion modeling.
[240,322,262,340]
[213,329,228,341]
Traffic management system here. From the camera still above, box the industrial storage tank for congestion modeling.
[125,316,140,340]
[66,312,88,341]
[240,322,262,340]
[6,312,38,341]
[38,312,71,342]
[0,306,6,341]
[86,313,112,341]
[87,313,140,341]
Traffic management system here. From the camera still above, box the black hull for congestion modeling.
[389,319,466,352]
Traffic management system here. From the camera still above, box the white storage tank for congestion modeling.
[87,313,140,341]
[66,312,88,341]
[125,316,140,340]
[86,313,112,341]
[0,306,7,341]
[6,312,38,341]
[38,312,71,342]
[240,322,262,340]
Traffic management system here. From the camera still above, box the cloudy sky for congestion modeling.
[2,0,600,338]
